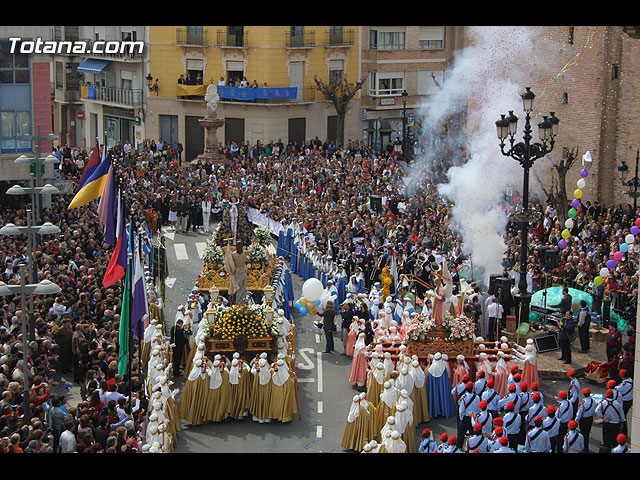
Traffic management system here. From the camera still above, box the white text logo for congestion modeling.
[9,37,144,56]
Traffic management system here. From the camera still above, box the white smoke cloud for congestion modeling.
[408,26,559,287]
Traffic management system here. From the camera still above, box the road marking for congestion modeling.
[316,425,322,438]
[297,378,315,383]
[316,352,323,393]
[174,243,188,260]
[165,277,176,288]
[163,231,175,241]
[297,348,316,370]
[315,334,321,344]
[195,242,207,259]
[317,401,323,414]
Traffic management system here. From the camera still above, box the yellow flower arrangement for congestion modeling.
[212,305,269,340]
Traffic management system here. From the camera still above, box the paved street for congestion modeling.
[48,220,619,454]
[156,222,616,454]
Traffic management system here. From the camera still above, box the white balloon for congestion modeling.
[565,218,574,229]
[626,234,635,244]
[577,178,586,189]
[302,278,324,302]
[600,267,610,277]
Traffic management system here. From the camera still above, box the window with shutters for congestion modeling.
[368,71,404,96]
[419,26,445,50]
[329,59,343,86]
[186,58,204,85]
[369,27,405,50]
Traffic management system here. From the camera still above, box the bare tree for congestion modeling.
[537,146,580,223]
[314,75,366,148]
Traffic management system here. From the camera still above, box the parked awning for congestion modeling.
[77,58,110,74]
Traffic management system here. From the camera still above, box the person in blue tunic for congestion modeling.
[426,352,457,419]
[290,237,298,273]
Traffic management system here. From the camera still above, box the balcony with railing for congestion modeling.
[323,29,355,47]
[81,84,142,107]
[285,30,315,48]
[176,28,209,47]
[216,30,249,48]
[176,84,319,104]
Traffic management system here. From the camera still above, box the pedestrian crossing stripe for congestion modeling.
[195,242,207,259]
[174,243,188,261]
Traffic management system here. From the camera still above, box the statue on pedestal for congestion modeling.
[195,84,226,164]
[205,84,219,119]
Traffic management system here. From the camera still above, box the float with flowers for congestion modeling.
[200,288,294,359]
[197,225,277,293]
[404,311,476,357]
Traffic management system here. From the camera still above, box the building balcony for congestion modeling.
[176,28,209,47]
[176,84,319,104]
[285,30,315,48]
[216,30,249,48]
[81,85,143,107]
[322,29,355,47]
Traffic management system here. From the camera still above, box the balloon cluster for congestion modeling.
[558,151,637,287]
[294,278,335,317]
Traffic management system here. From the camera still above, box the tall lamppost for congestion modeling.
[0,266,61,420]
[14,153,59,223]
[401,90,408,159]
[495,87,559,325]
[0,203,60,341]
[617,149,640,212]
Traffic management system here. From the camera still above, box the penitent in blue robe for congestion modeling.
[426,370,457,419]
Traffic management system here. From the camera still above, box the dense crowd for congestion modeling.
[0,119,636,452]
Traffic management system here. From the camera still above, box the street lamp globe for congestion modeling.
[6,185,26,195]
[521,87,535,112]
[0,223,21,236]
[618,160,629,183]
[537,116,552,142]
[14,155,33,165]
[506,111,519,136]
[38,222,61,235]
[33,279,62,295]
[495,114,510,140]
[40,184,60,195]
[549,112,560,137]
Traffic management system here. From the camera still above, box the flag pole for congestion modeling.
[127,219,135,410]
[138,226,144,384]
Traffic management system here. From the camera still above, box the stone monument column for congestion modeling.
[196,117,226,164]
[195,84,227,165]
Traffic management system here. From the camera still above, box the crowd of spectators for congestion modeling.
[0,119,635,452]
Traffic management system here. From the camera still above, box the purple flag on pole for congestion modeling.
[130,236,148,337]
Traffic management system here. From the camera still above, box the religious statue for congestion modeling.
[205,84,219,119]
[215,194,254,247]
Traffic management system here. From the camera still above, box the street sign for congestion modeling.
[76,111,85,120]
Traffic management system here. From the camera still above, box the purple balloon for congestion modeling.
[607,259,617,269]
[558,239,567,249]
[632,226,640,236]
[571,198,581,208]
[581,169,589,178]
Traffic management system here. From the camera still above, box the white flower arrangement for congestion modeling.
[254,225,272,248]
[200,322,210,336]
[247,245,268,264]
[248,303,266,319]
[203,240,224,264]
